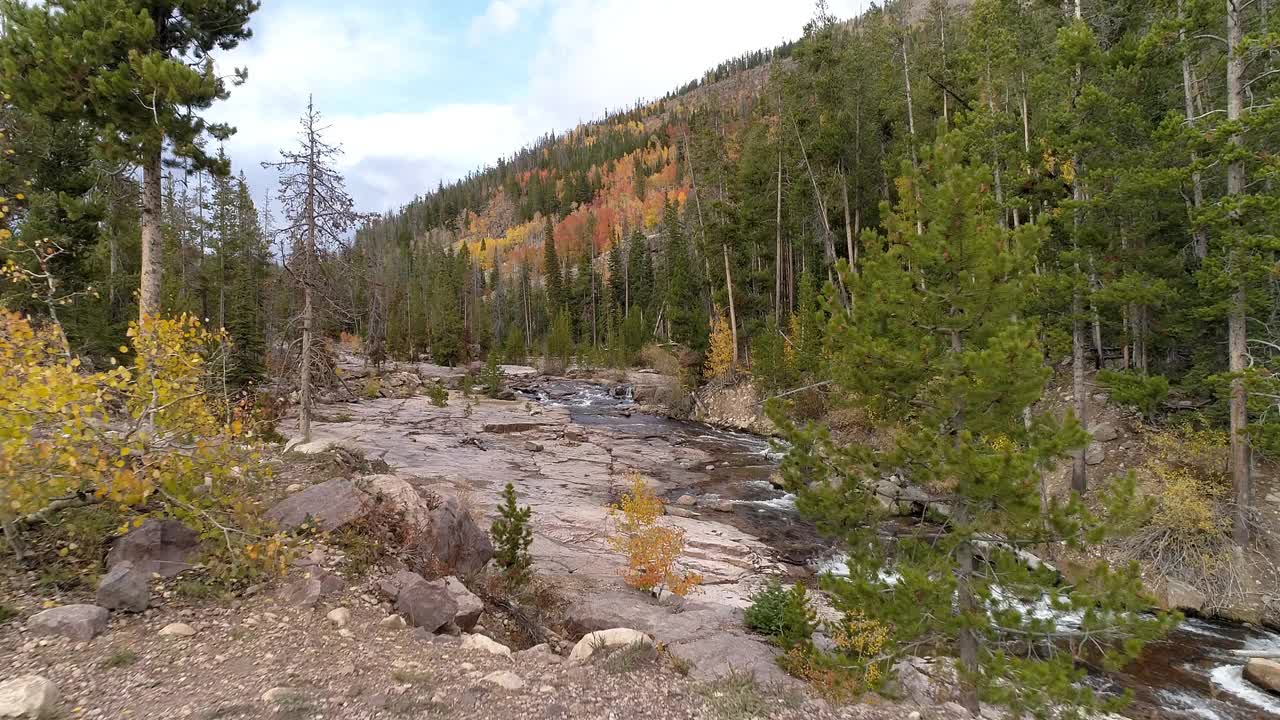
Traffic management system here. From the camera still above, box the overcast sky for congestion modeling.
[208,0,871,214]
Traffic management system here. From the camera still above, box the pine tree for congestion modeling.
[0,0,259,320]
[543,217,564,313]
[490,482,533,587]
[775,142,1171,715]
[661,199,704,347]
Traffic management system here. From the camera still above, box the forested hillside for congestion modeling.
[2,0,1280,717]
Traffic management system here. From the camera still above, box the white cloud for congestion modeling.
[527,0,871,127]
[468,0,543,43]
[207,0,872,214]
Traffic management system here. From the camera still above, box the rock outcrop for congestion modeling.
[265,479,367,532]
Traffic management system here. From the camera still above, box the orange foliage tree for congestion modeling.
[607,473,702,599]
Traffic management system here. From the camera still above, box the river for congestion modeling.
[522,378,1280,720]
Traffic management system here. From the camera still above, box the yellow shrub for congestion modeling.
[0,310,290,579]
[1143,426,1230,538]
[704,312,735,380]
[607,473,702,599]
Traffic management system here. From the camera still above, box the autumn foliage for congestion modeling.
[0,310,288,578]
[607,473,702,599]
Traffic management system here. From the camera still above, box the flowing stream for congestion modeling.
[521,379,1280,719]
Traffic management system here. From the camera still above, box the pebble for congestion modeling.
[326,607,351,627]
[158,622,196,637]
[379,614,408,630]
[481,670,525,691]
[339,629,354,638]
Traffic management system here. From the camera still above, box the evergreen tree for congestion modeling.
[775,142,1171,715]
[0,0,260,320]
[543,217,564,312]
[661,199,704,347]
[490,483,534,587]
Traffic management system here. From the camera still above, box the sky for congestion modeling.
[209,0,871,214]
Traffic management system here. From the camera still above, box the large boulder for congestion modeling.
[0,675,59,718]
[889,657,960,707]
[376,570,429,600]
[266,479,367,532]
[568,628,653,664]
[1084,442,1106,466]
[419,494,493,576]
[1243,658,1280,696]
[106,519,200,577]
[394,579,457,633]
[443,576,483,631]
[95,561,149,612]
[27,605,108,642]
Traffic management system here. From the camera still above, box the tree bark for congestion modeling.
[775,150,784,324]
[139,147,164,321]
[1226,0,1251,544]
[723,243,739,367]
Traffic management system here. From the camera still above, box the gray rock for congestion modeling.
[674,495,697,507]
[280,571,344,607]
[158,622,196,637]
[461,633,512,658]
[395,579,458,633]
[106,519,200,578]
[523,441,544,452]
[443,576,483,631]
[568,628,652,663]
[1085,442,1106,466]
[419,494,494,576]
[377,569,427,599]
[514,643,561,664]
[481,670,524,691]
[326,607,351,627]
[265,479,367,532]
[27,605,108,642]
[1089,422,1119,442]
[1162,579,1207,613]
[0,675,59,718]
[889,657,960,707]
[563,430,587,442]
[665,506,699,519]
[379,614,408,630]
[666,633,795,686]
[95,561,149,612]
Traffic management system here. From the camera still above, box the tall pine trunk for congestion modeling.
[1226,0,1251,544]
[139,147,164,320]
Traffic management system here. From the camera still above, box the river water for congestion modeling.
[522,379,1280,719]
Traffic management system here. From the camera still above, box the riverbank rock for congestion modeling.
[889,657,960,707]
[481,670,525,691]
[158,622,196,638]
[28,605,108,642]
[1243,658,1280,696]
[0,675,59,718]
[95,561,148,612]
[443,576,483,631]
[1089,421,1119,442]
[395,579,457,633]
[420,494,494,576]
[461,633,512,659]
[266,479,366,532]
[280,571,345,607]
[569,628,653,664]
[1160,579,1207,614]
[1084,442,1106,465]
[691,378,777,435]
[106,519,199,577]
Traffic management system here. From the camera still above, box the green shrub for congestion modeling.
[362,377,382,399]
[750,324,796,393]
[502,325,526,364]
[490,483,533,587]
[425,382,448,407]
[744,580,815,649]
[1098,370,1169,419]
[546,311,574,373]
[480,354,505,398]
